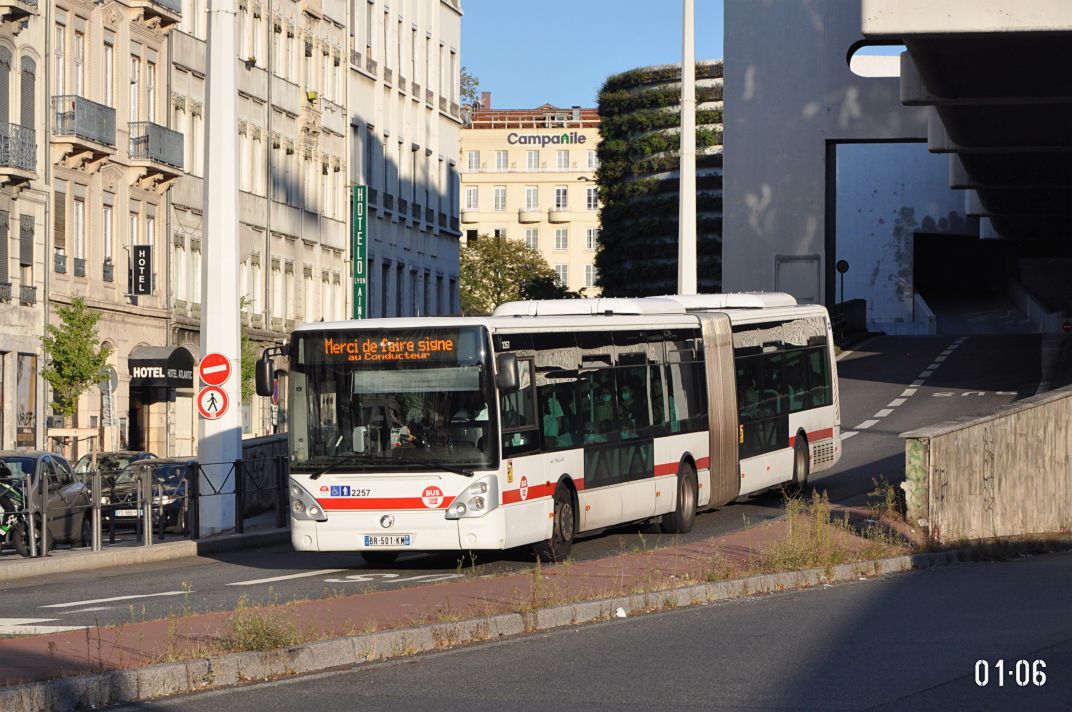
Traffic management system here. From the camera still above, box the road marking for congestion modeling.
[57,607,113,614]
[855,419,879,430]
[920,369,935,378]
[900,388,917,397]
[41,591,190,609]
[227,569,350,586]
[934,355,947,363]
[910,379,925,388]
[873,409,893,418]
[841,431,859,441]
[322,572,463,585]
[887,398,907,408]
[0,618,87,635]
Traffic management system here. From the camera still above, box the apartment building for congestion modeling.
[348,0,463,318]
[0,0,47,450]
[459,94,602,295]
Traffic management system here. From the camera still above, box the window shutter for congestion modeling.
[19,214,33,268]
[0,211,9,284]
[20,57,35,129]
[53,193,66,252]
[0,49,11,125]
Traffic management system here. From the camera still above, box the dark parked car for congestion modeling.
[0,451,92,555]
[74,450,157,486]
[105,458,196,534]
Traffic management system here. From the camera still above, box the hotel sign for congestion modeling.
[351,185,368,319]
[132,245,153,296]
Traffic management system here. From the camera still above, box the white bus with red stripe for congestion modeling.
[259,292,841,564]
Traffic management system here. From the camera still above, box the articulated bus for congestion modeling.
[256,293,841,564]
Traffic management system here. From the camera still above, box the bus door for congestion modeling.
[697,313,741,507]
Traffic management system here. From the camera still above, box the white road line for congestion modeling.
[0,618,87,635]
[920,369,935,378]
[57,606,113,614]
[911,379,925,388]
[227,569,350,586]
[840,431,859,440]
[900,388,918,398]
[874,409,893,418]
[887,398,907,408]
[855,419,879,430]
[41,591,189,609]
[934,356,947,363]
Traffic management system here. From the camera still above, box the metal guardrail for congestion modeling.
[129,121,184,168]
[51,95,117,147]
[0,123,36,171]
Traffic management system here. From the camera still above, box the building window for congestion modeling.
[72,198,85,261]
[54,23,65,96]
[554,228,568,251]
[102,203,113,263]
[464,186,478,210]
[493,228,506,239]
[585,227,599,250]
[556,149,569,171]
[585,264,597,288]
[129,55,140,123]
[73,30,84,97]
[587,149,598,170]
[526,150,539,171]
[147,62,156,123]
[554,186,568,210]
[524,228,538,250]
[103,41,114,107]
[524,186,538,211]
[586,187,599,211]
[466,150,479,170]
[495,150,508,170]
[554,264,568,287]
[493,186,506,212]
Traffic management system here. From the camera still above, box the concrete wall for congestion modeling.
[723,0,929,303]
[902,387,1072,543]
[836,142,968,330]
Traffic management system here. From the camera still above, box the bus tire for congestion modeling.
[792,436,810,491]
[532,482,575,562]
[661,463,697,534]
[361,551,400,567]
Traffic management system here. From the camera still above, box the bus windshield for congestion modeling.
[290,326,496,472]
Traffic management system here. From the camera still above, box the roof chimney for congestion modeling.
[481,91,491,110]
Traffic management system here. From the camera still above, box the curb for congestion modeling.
[0,549,961,711]
[0,530,291,584]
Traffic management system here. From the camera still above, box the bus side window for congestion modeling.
[758,352,784,416]
[501,359,540,456]
[736,356,761,423]
[807,347,831,407]
[783,349,811,412]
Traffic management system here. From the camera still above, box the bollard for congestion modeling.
[140,464,153,547]
[157,481,167,542]
[234,459,245,534]
[187,462,200,540]
[274,455,287,529]
[92,470,102,552]
[24,478,37,558]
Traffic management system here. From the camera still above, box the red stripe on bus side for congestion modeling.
[789,427,835,448]
[502,480,557,505]
[317,497,455,511]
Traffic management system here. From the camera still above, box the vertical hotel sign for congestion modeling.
[351,185,368,319]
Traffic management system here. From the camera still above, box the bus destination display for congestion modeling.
[322,335,456,362]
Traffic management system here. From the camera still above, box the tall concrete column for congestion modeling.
[198,0,241,535]
[678,0,698,295]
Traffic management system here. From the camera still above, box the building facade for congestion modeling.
[460,94,601,294]
[347,0,463,319]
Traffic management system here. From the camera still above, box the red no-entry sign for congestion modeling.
[199,352,232,387]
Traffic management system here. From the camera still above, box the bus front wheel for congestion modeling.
[533,483,575,562]
[792,437,810,491]
[661,463,697,534]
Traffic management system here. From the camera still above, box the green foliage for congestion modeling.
[239,296,259,403]
[459,236,575,315]
[601,62,724,95]
[461,66,480,108]
[41,298,112,418]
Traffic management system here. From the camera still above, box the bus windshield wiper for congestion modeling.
[389,455,475,478]
[305,454,476,479]
[308,455,379,480]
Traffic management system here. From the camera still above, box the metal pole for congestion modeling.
[677,0,698,296]
[187,462,201,540]
[198,0,242,536]
[26,478,37,558]
[234,459,244,534]
[275,454,287,528]
[92,470,101,551]
[141,464,153,547]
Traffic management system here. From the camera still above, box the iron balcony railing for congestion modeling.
[52,95,116,147]
[0,282,11,302]
[0,123,36,172]
[19,284,36,305]
[149,0,181,14]
[129,121,184,168]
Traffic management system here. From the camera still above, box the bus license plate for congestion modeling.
[364,534,411,547]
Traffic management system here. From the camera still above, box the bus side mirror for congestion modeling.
[255,355,274,397]
[495,352,519,394]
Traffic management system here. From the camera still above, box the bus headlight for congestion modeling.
[445,476,499,520]
[289,479,328,522]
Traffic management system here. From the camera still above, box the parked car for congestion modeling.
[74,451,157,487]
[0,451,93,555]
[105,458,196,534]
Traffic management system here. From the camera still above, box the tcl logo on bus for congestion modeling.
[421,486,444,508]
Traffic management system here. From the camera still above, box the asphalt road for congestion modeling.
[0,334,1047,634]
[117,550,1072,711]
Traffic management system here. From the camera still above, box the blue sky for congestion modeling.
[460,0,726,109]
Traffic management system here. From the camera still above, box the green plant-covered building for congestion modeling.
[595,61,724,296]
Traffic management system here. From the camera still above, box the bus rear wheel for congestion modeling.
[361,551,400,567]
[792,437,810,491]
[533,483,575,562]
[661,463,697,534]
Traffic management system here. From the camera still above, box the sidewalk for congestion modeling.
[0,506,909,690]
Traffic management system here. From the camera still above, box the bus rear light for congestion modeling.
[445,475,499,520]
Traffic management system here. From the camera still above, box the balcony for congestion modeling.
[271,75,302,116]
[0,123,36,184]
[426,89,434,105]
[126,0,181,30]
[365,56,377,76]
[383,193,394,213]
[426,207,434,224]
[300,102,321,137]
[19,284,35,306]
[73,257,86,278]
[518,208,541,224]
[301,0,321,19]
[460,209,478,224]
[103,260,114,282]
[128,121,184,191]
[412,202,421,220]
[0,282,11,302]
[54,253,66,274]
[549,208,569,223]
[51,96,116,171]
[398,198,408,219]
[321,98,346,136]
[384,67,393,85]
[0,0,37,24]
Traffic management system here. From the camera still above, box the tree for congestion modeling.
[41,298,112,418]
[239,297,260,402]
[459,236,580,315]
[460,66,480,108]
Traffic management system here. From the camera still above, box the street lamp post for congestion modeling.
[678,0,697,295]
